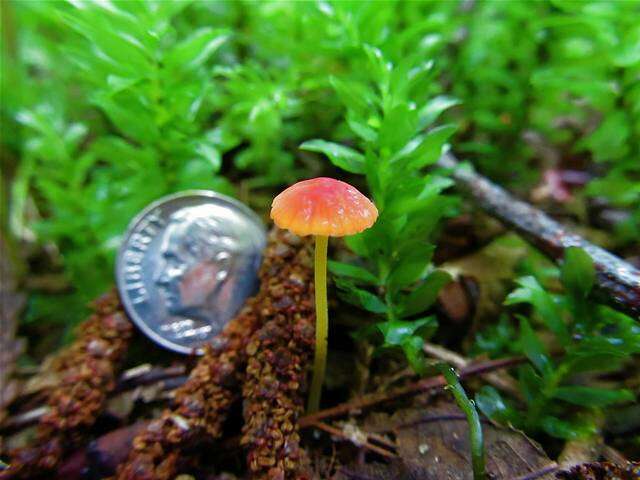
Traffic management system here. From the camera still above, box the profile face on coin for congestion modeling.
[116,191,266,354]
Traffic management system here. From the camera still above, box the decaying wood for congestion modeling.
[1,290,133,479]
[438,152,640,318]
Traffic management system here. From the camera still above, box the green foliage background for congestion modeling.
[1,0,639,448]
[3,1,638,314]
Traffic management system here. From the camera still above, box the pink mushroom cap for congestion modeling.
[270,177,378,237]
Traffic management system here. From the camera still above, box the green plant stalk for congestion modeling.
[308,234,328,413]
[439,364,486,480]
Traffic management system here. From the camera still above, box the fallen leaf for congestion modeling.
[440,234,529,321]
[338,400,557,480]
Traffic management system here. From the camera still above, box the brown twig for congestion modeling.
[0,406,49,433]
[512,463,559,480]
[438,152,640,318]
[112,364,187,393]
[310,422,396,459]
[300,356,526,427]
[0,365,187,434]
[422,342,522,399]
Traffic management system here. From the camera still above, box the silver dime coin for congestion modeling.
[116,190,266,354]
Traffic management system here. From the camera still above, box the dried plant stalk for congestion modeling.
[1,289,132,479]
[241,234,315,480]
[116,230,312,480]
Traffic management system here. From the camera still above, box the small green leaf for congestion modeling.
[377,316,437,346]
[402,336,427,375]
[90,92,158,143]
[328,260,378,285]
[378,103,418,154]
[395,124,456,169]
[553,386,634,408]
[560,247,595,298]
[335,279,387,314]
[300,139,365,174]
[518,365,543,405]
[330,76,375,117]
[344,233,370,258]
[519,315,552,376]
[192,136,222,171]
[400,270,451,317]
[419,95,460,127]
[165,28,229,72]
[348,117,378,143]
[506,276,569,345]
[475,386,516,424]
[387,244,434,294]
[565,325,640,373]
[363,44,391,88]
[540,415,595,440]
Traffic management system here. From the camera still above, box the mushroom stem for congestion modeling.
[308,234,328,413]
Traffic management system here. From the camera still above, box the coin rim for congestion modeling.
[115,189,266,355]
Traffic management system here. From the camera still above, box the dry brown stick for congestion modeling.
[422,342,522,400]
[113,364,186,392]
[0,365,189,434]
[310,422,396,459]
[0,406,49,433]
[438,152,640,318]
[300,355,526,427]
[512,463,559,480]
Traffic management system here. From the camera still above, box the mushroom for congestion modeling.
[271,177,378,412]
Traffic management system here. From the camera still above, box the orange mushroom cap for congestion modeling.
[271,177,378,237]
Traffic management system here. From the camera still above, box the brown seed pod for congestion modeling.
[241,234,315,480]
[1,289,132,479]
[116,229,312,480]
